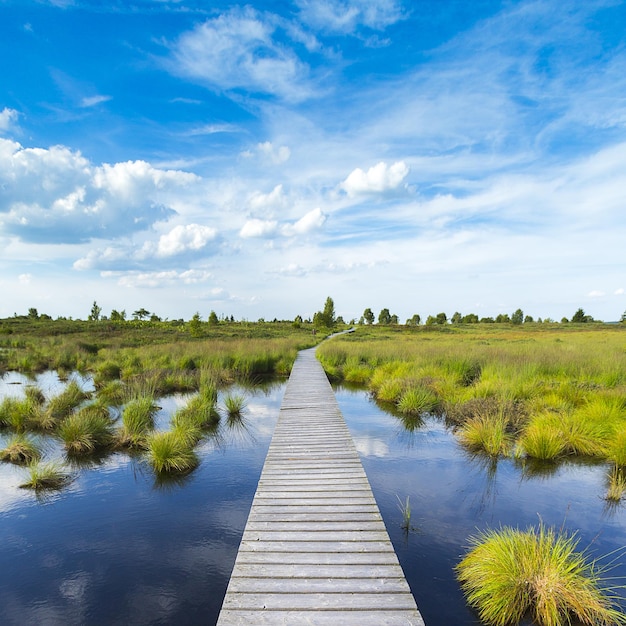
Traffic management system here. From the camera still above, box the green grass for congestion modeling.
[605,466,626,503]
[145,429,199,474]
[223,393,246,418]
[0,396,41,432]
[46,380,91,422]
[0,434,41,465]
[396,385,439,416]
[396,495,411,530]
[458,415,512,458]
[19,461,72,490]
[58,405,115,455]
[456,523,626,626]
[116,395,158,449]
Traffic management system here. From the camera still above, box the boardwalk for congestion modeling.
[217,348,424,625]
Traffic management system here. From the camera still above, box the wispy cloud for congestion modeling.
[166,7,316,102]
[0,108,19,134]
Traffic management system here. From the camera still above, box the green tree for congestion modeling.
[293,314,303,328]
[524,315,534,323]
[378,308,392,325]
[189,312,203,337]
[27,307,39,319]
[511,308,524,325]
[435,312,448,325]
[314,297,336,328]
[406,314,421,326]
[571,308,593,323]
[363,308,375,325]
[133,308,150,321]
[621,310,626,323]
[88,301,102,322]
[451,311,462,324]
[390,314,399,325]
[110,309,126,321]
[463,313,479,324]
[495,313,510,323]
[208,310,219,325]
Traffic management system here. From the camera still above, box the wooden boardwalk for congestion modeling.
[217,348,424,625]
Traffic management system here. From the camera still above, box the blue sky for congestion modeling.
[1,0,625,322]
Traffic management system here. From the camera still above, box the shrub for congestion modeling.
[457,523,626,626]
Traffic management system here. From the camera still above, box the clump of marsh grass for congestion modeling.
[96,380,126,407]
[607,430,626,467]
[457,523,626,626]
[115,395,158,449]
[145,430,199,474]
[0,434,41,465]
[58,406,114,456]
[19,461,72,491]
[396,386,439,416]
[0,397,41,432]
[605,466,626,503]
[458,415,512,458]
[46,380,91,422]
[519,415,567,461]
[24,385,46,406]
[171,393,219,435]
[223,393,246,418]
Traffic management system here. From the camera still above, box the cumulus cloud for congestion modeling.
[167,7,313,101]
[240,207,327,239]
[0,139,198,243]
[341,160,409,196]
[249,184,288,211]
[0,108,19,134]
[153,224,217,257]
[295,0,405,33]
[74,223,218,270]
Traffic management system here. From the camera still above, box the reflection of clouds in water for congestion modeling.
[127,583,180,623]
[59,571,90,601]
[354,436,389,458]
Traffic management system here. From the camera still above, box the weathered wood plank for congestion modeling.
[216,347,424,626]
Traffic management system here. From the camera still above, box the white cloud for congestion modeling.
[588,290,606,298]
[102,269,213,289]
[239,218,279,239]
[79,95,112,108]
[249,184,287,212]
[281,207,327,235]
[154,224,217,257]
[256,141,291,164]
[167,7,313,101]
[0,108,19,134]
[341,160,409,196]
[240,208,327,239]
[296,0,405,33]
[615,288,625,296]
[0,139,198,243]
[18,273,32,285]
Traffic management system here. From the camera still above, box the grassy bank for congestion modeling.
[318,324,626,494]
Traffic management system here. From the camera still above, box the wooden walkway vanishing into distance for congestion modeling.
[217,347,424,625]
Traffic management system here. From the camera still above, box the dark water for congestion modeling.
[1,373,625,625]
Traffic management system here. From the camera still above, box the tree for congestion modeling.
[314,297,336,328]
[390,314,399,325]
[189,312,203,337]
[88,301,102,322]
[208,310,219,325]
[363,308,375,325]
[406,314,421,326]
[293,314,303,328]
[511,308,524,325]
[451,311,462,324]
[378,308,392,325]
[435,312,448,325]
[495,313,510,323]
[524,315,534,324]
[571,308,593,323]
[133,308,150,321]
[463,313,479,324]
[27,308,39,319]
[621,311,626,323]
[110,309,126,322]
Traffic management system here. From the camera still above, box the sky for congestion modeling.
[1,0,625,323]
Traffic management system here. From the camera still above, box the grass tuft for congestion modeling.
[458,415,512,458]
[58,406,114,455]
[396,386,439,416]
[146,430,199,474]
[19,461,72,490]
[223,393,246,418]
[457,523,626,626]
[115,395,158,449]
[0,434,41,465]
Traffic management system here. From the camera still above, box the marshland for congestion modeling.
[1,315,626,624]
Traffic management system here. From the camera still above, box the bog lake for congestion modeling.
[1,371,625,625]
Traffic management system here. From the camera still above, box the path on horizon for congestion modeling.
[217,347,424,625]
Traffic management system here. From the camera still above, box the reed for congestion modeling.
[457,523,626,626]
[397,495,411,530]
[0,434,41,465]
[19,461,71,490]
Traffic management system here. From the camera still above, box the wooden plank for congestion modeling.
[217,347,424,625]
